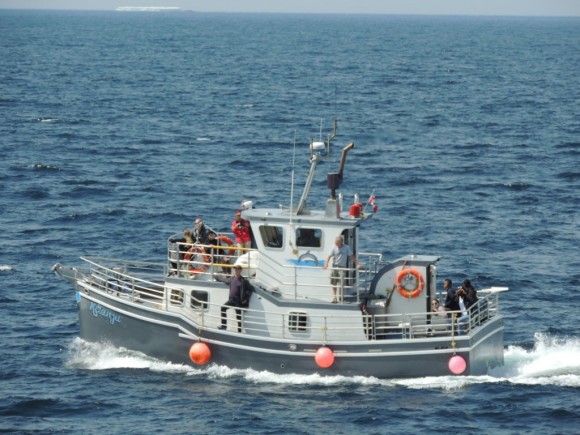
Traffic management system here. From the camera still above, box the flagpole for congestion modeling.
[363,188,376,214]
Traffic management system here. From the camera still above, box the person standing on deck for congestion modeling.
[192,218,209,245]
[218,265,252,332]
[232,211,251,249]
[443,278,460,316]
[323,236,362,303]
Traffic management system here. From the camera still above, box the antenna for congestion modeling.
[327,117,337,156]
[289,131,297,222]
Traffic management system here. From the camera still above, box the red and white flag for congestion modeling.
[369,194,378,213]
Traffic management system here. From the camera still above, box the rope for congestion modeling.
[450,313,457,355]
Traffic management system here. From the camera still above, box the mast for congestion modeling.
[298,118,341,216]
[295,154,320,215]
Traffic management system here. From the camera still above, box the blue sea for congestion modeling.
[1,9,579,434]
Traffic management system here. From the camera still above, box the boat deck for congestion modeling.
[75,256,501,343]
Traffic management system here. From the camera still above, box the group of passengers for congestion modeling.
[167,213,255,332]
[430,278,483,334]
[171,212,252,274]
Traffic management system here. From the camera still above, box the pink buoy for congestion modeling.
[448,355,467,375]
[314,346,335,368]
[189,342,211,365]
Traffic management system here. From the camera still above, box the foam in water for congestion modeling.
[492,332,580,386]
[66,332,580,388]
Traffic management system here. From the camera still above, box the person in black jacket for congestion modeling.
[456,279,478,310]
[192,218,209,245]
[443,278,460,316]
[455,279,478,333]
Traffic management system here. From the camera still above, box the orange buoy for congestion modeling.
[396,268,425,298]
[315,346,335,368]
[189,342,211,365]
[448,355,467,375]
[184,246,211,274]
[216,235,235,257]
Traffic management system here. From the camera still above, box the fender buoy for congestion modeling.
[396,268,425,298]
[315,346,335,368]
[448,355,467,375]
[184,246,211,273]
[216,235,235,257]
[189,342,211,365]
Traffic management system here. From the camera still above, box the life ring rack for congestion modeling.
[184,245,211,274]
[216,235,235,257]
[396,268,425,298]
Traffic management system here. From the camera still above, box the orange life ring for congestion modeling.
[216,235,235,257]
[396,268,425,298]
[184,246,211,273]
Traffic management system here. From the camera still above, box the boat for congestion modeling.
[115,7,184,12]
[52,136,507,378]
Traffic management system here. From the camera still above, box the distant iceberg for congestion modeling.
[115,7,184,12]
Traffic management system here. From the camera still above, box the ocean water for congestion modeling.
[1,9,579,434]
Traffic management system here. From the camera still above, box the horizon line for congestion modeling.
[1,7,579,18]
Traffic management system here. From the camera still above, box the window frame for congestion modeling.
[190,290,209,310]
[288,311,308,333]
[295,227,322,248]
[258,224,284,250]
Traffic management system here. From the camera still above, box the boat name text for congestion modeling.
[89,302,121,325]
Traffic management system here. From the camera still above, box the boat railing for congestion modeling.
[167,239,253,278]
[245,249,382,303]
[81,256,168,307]
[167,240,381,303]
[81,256,501,342]
[192,291,501,342]
[353,253,392,299]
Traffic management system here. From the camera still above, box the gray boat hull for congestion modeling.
[77,288,504,378]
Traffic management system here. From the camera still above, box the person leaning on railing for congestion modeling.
[428,299,448,336]
[207,231,231,274]
[455,279,479,333]
[323,236,362,303]
[168,229,194,273]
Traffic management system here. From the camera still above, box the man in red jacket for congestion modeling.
[232,211,251,249]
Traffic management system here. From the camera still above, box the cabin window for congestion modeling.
[296,228,322,248]
[259,225,284,249]
[190,290,208,310]
[288,312,308,332]
[169,289,184,306]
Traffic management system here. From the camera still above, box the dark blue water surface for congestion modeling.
[1,10,579,434]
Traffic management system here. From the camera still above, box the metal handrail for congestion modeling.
[80,256,500,342]
[166,242,373,302]
[196,296,500,341]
